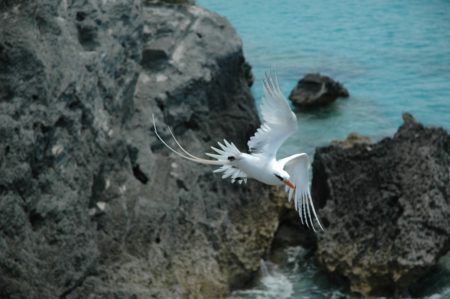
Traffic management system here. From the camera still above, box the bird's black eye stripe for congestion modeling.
[274,174,283,181]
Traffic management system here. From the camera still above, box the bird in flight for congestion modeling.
[153,72,324,231]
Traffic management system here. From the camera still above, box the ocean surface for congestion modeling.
[199,0,450,157]
[198,0,450,298]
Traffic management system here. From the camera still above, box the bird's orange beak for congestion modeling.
[284,179,296,190]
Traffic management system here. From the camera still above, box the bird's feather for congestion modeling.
[247,72,297,158]
[207,140,248,184]
[280,153,324,231]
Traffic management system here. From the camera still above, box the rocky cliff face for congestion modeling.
[0,1,284,298]
[312,118,450,296]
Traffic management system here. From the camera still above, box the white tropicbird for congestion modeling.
[153,73,324,231]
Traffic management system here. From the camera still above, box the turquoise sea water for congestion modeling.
[200,0,450,157]
[198,0,450,298]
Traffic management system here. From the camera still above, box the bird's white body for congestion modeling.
[234,154,281,186]
[153,72,324,231]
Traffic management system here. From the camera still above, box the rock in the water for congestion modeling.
[312,116,450,296]
[0,1,282,298]
[289,73,349,108]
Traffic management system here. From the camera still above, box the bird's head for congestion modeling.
[274,170,296,190]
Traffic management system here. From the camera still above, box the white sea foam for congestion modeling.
[424,287,450,299]
[228,260,293,299]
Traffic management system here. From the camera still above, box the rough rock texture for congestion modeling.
[331,132,371,149]
[289,73,349,108]
[0,1,284,298]
[312,117,450,296]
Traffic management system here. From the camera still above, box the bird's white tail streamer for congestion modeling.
[152,114,248,184]
[152,114,224,166]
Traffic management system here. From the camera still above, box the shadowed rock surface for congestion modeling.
[269,191,317,252]
[312,117,450,296]
[289,73,349,108]
[0,1,285,298]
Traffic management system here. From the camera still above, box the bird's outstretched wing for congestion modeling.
[279,153,324,231]
[247,72,297,158]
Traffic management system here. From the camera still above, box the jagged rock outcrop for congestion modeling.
[0,1,284,298]
[331,132,371,149]
[312,116,450,297]
[289,73,349,108]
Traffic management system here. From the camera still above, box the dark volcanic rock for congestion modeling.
[312,117,450,296]
[289,73,349,108]
[0,1,142,298]
[0,1,282,299]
